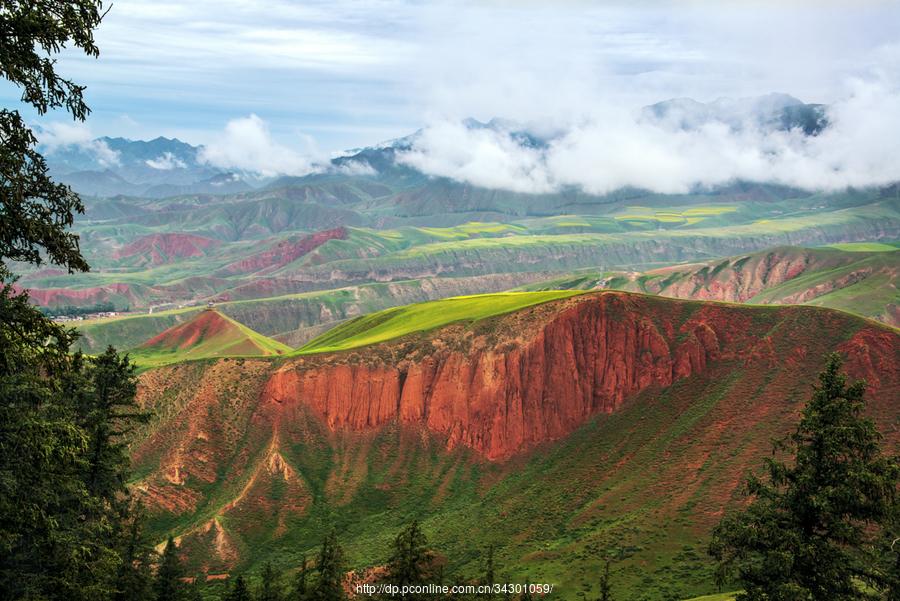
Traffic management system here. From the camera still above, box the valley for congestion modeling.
[127,291,900,600]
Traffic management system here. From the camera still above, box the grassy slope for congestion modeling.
[128,310,291,369]
[23,191,900,311]
[130,293,900,601]
[827,241,900,252]
[73,243,898,357]
[517,246,899,326]
[749,251,897,318]
[296,290,583,354]
[73,274,550,354]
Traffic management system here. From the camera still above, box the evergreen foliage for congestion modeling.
[709,354,900,600]
[0,3,150,600]
[225,576,252,601]
[388,521,431,591]
[310,530,346,601]
[292,554,309,601]
[597,559,612,601]
[258,561,284,601]
[154,536,185,601]
[113,502,155,601]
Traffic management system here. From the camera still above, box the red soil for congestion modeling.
[133,292,900,573]
[219,227,348,276]
[259,294,899,460]
[129,292,900,571]
[23,283,134,307]
[113,233,220,266]
[140,309,237,352]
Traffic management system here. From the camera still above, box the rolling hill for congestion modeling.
[15,165,900,313]
[127,291,900,600]
[69,243,898,359]
[129,309,291,368]
[72,273,552,354]
[519,245,900,326]
[296,290,582,354]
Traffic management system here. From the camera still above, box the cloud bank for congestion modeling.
[145,152,186,170]
[198,114,318,176]
[36,122,120,167]
[399,78,900,195]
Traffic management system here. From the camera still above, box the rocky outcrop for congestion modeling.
[608,246,900,326]
[262,294,739,460]
[129,291,900,577]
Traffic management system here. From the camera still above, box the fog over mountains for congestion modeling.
[38,92,896,199]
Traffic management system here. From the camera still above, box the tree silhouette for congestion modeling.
[710,354,900,600]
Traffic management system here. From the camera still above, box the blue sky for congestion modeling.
[2,0,899,156]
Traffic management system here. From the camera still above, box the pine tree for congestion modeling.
[876,507,900,601]
[75,348,147,501]
[154,537,185,601]
[388,520,431,595]
[481,545,496,600]
[293,554,309,601]
[310,530,346,601]
[0,3,148,600]
[113,502,154,601]
[258,561,284,601]
[184,577,205,601]
[225,575,252,601]
[709,353,900,600]
[597,559,612,601]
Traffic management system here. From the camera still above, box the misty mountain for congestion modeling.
[43,93,836,200]
[42,136,252,198]
[642,92,828,135]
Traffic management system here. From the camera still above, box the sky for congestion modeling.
[3,0,900,191]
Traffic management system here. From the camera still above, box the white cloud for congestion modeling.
[145,151,187,170]
[398,75,900,194]
[13,0,899,162]
[198,114,318,176]
[334,159,377,176]
[399,120,553,193]
[35,121,120,166]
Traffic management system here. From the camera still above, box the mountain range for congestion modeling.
[39,93,830,199]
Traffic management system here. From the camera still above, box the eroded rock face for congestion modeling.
[130,292,900,573]
[263,294,734,459]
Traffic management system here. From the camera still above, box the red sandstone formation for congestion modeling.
[135,293,900,473]
[256,294,866,460]
[23,282,135,307]
[129,292,900,574]
[219,227,348,276]
[113,233,220,266]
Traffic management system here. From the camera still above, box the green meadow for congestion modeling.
[296,290,583,354]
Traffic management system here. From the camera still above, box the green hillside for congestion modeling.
[72,243,898,357]
[296,290,583,354]
[518,246,900,326]
[20,188,900,314]
[129,294,900,601]
[826,241,899,252]
[128,309,291,368]
[73,274,548,354]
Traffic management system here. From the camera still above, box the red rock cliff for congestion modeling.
[262,294,742,460]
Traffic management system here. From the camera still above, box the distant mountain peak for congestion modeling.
[642,92,826,134]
